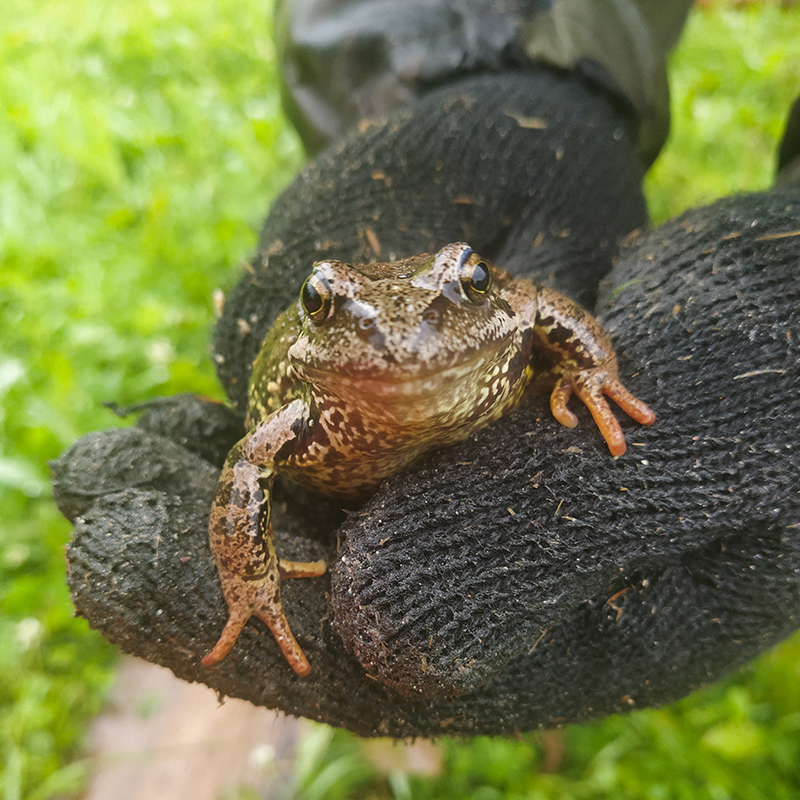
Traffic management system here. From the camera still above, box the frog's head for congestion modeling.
[288,243,520,426]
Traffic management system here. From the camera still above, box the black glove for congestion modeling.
[53,69,800,737]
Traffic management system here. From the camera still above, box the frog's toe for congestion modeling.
[551,369,655,456]
[581,386,627,456]
[601,379,657,426]
[589,401,627,457]
[549,380,579,429]
[203,563,265,666]
[202,606,251,667]
[279,557,327,579]
[552,372,625,455]
[254,605,312,676]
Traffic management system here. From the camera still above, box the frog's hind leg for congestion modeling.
[204,402,328,674]
[202,547,326,675]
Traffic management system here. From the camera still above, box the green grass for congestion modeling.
[1,1,302,798]
[1,1,799,798]
[292,652,800,800]
[646,2,800,222]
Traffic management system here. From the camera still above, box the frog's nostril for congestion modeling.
[356,316,385,349]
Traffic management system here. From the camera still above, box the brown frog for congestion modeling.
[202,243,655,674]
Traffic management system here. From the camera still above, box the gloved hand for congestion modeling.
[53,69,800,737]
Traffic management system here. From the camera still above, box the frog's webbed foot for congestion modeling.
[202,552,326,675]
[550,368,656,456]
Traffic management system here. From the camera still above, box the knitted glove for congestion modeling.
[54,69,800,736]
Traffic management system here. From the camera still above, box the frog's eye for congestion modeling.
[300,272,333,324]
[460,257,492,303]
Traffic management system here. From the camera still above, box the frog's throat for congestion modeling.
[298,343,522,429]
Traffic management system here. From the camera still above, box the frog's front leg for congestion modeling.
[507,282,656,456]
[202,400,326,675]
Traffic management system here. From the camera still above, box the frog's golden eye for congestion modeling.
[460,257,492,303]
[300,272,333,324]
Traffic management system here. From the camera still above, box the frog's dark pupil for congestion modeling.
[471,262,491,293]
[302,280,323,315]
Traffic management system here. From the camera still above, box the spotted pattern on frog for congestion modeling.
[202,242,656,675]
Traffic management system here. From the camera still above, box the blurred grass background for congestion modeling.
[1,1,799,798]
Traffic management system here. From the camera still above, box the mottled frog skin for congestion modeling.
[202,243,655,674]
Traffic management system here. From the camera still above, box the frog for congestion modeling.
[201,242,656,675]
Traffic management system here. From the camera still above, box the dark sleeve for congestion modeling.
[274,0,693,165]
